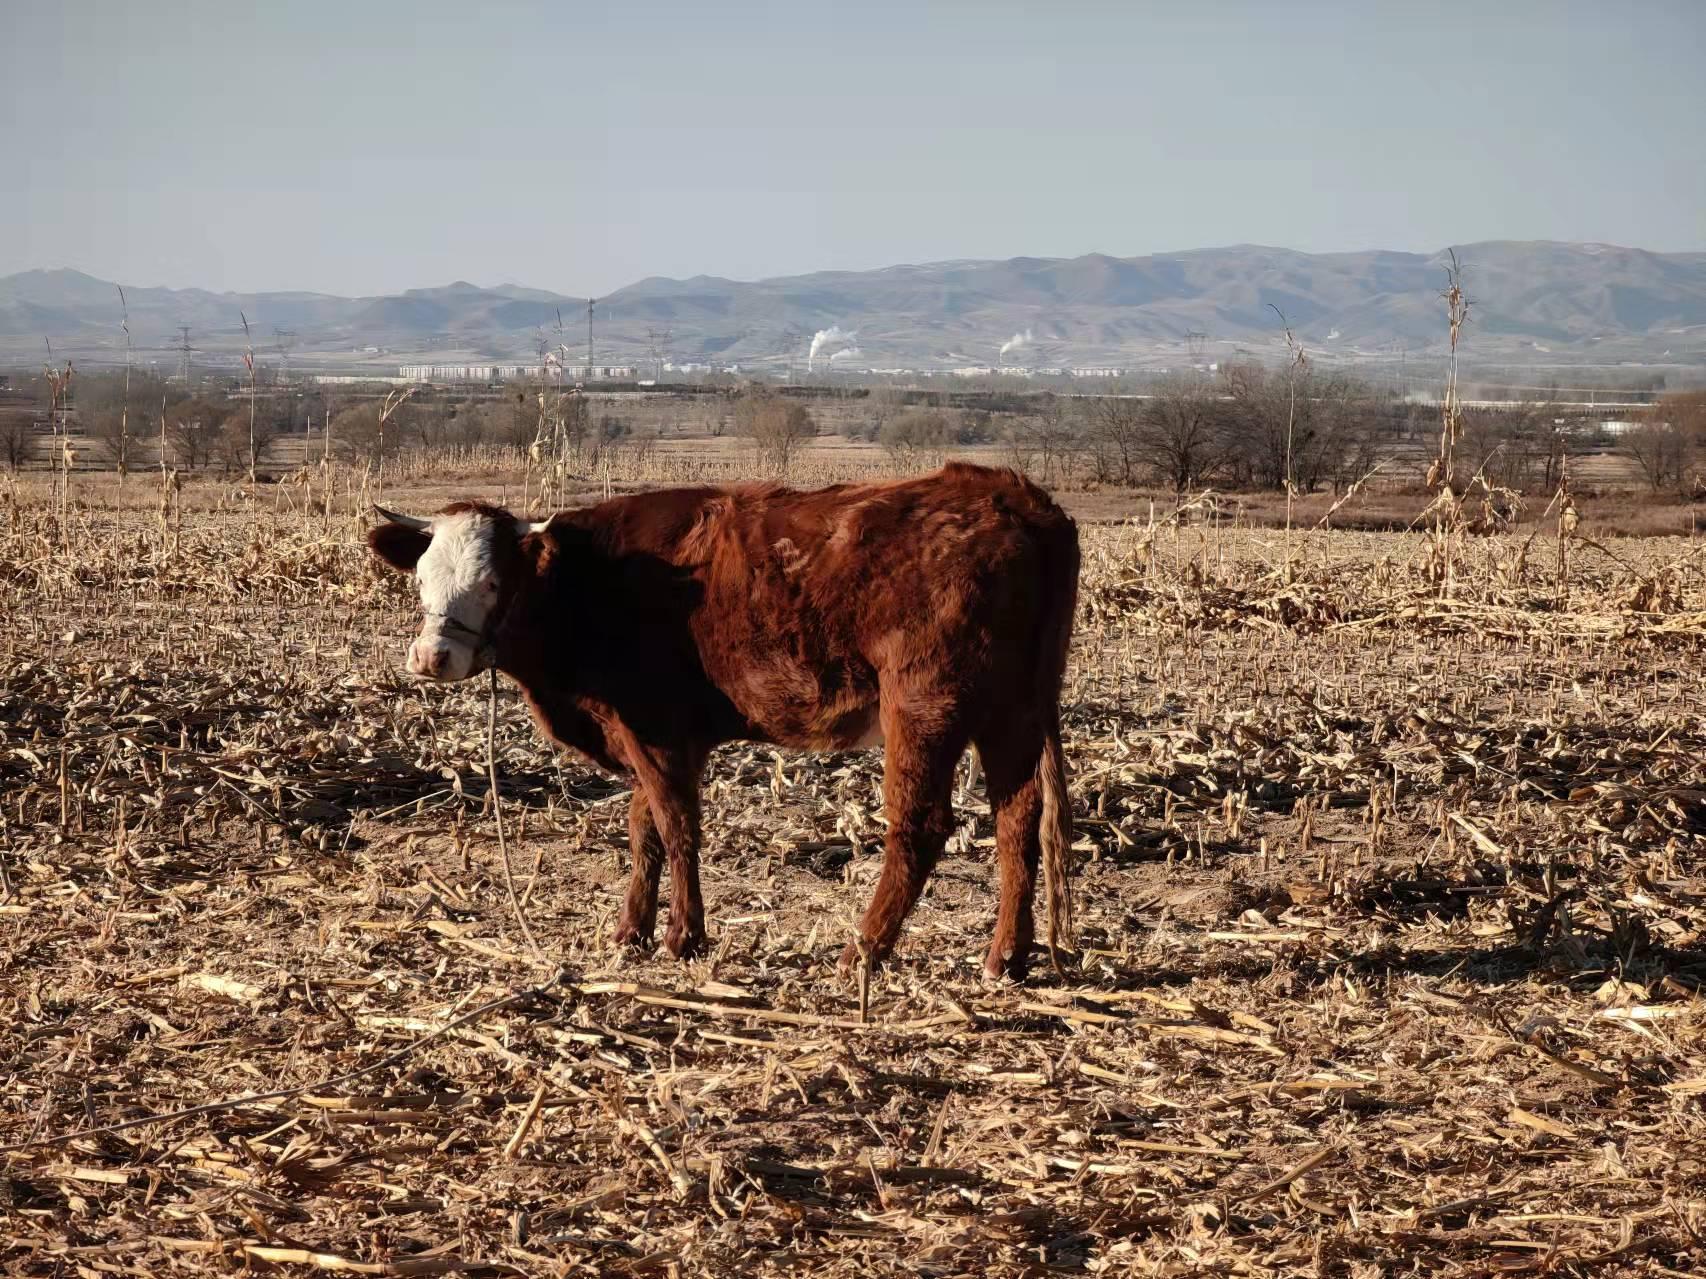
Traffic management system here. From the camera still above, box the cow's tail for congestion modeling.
[1035,514,1080,964]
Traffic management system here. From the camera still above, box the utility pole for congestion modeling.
[586,298,596,381]
[119,285,132,482]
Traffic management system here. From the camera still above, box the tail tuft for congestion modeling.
[1038,720,1074,956]
[1033,506,1079,967]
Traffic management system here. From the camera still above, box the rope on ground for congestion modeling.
[488,665,542,956]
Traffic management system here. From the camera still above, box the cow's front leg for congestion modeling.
[623,740,708,960]
[613,786,664,949]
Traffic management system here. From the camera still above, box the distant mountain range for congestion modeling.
[5,241,1706,371]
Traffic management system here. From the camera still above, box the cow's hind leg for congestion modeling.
[613,787,664,950]
[975,721,1046,982]
[619,738,709,960]
[839,703,966,974]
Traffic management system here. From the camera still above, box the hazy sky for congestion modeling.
[5,0,1703,297]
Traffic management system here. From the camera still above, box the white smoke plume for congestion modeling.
[807,325,856,371]
[998,329,1034,360]
[828,347,861,363]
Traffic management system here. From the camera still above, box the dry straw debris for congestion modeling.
[3,465,1706,1277]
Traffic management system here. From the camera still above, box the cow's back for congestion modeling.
[679,464,1075,747]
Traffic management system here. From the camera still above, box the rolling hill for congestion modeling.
[5,241,1705,370]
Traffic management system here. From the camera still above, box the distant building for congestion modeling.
[398,365,496,383]
[398,363,637,383]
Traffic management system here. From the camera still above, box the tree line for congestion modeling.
[815,369,1607,495]
[4,373,644,474]
[9,368,1683,498]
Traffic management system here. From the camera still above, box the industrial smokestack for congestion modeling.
[808,325,856,372]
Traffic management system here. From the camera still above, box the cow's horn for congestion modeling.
[374,505,432,531]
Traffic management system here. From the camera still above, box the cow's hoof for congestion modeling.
[663,919,707,959]
[612,917,655,951]
[837,940,886,979]
[982,943,1031,984]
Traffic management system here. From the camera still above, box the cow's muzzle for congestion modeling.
[409,612,495,681]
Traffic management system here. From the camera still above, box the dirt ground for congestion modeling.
[3,470,1706,1277]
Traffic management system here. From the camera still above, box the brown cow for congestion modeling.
[368,462,1079,980]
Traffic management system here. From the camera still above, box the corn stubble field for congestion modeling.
[3,460,1706,1279]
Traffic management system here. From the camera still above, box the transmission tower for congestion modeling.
[645,326,673,380]
[273,328,297,384]
[780,324,805,381]
[176,326,195,384]
[1186,330,1208,365]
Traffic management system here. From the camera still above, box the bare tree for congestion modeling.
[447,400,511,449]
[165,398,227,471]
[1140,375,1227,493]
[880,408,957,468]
[1621,420,1689,492]
[1005,398,1079,486]
[1616,392,1706,494]
[330,403,388,464]
[853,385,909,443]
[1218,361,1293,490]
[1217,361,1384,495]
[1084,396,1146,485]
[0,417,30,469]
[402,397,456,451]
[735,390,816,475]
[1456,405,1567,493]
[1295,372,1375,493]
[217,409,279,476]
[78,371,174,472]
[1661,390,1706,495]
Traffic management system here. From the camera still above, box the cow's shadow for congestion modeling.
[1039,918,1706,996]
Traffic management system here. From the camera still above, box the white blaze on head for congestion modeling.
[408,510,503,681]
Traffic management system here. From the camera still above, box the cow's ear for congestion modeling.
[368,523,431,573]
[520,526,557,576]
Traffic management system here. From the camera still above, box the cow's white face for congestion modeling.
[368,506,539,682]
[408,510,503,681]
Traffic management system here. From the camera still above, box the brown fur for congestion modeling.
[371,462,1080,979]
